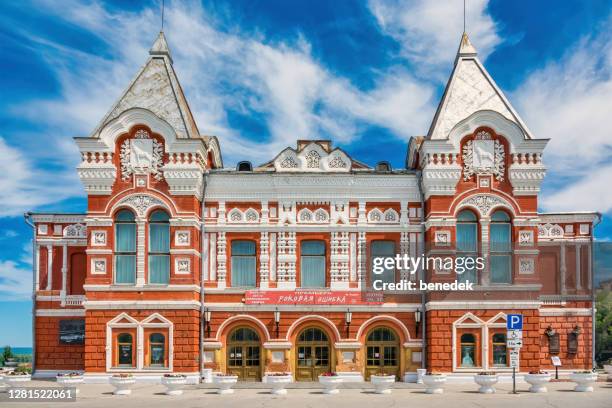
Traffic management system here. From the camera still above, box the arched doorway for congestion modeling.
[295,327,331,381]
[226,327,261,381]
[365,327,400,380]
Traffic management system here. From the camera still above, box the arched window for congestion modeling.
[300,241,326,288]
[115,210,136,284]
[491,333,507,366]
[490,211,512,283]
[460,333,476,367]
[117,333,134,367]
[148,332,166,367]
[149,210,170,284]
[370,240,396,285]
[231,240,256,287]
[456,210,478,284]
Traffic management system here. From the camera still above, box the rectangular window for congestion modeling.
[300,240,326,288]
[457,224,478,284]
[149,223,170,284]
[231,240,256,287]
[490,223,511,283]
[115,223,136,284]
[370,240,396,285]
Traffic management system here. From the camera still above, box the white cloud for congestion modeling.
[513,22,612,213]
[15,0,436,168]
[367,0,501,78]
[0,260,32,301]
[0,137,82,217]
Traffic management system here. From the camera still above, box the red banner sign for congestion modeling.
[244,290,383,305]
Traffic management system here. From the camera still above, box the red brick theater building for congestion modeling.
[26,33,599,383]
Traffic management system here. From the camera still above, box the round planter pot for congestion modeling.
[524,373,551,393]
[318,375,343,395]
[267,375,292,395]
[474,375,498,394]
[604,365,612,381]
[370,375,395,394]
[422,375,447,394]
[569,373,598,392]
[109,377,136,396]
[56,376,84,395]
[5,375,31,387]
[161,376,187,396]
[213,375,238,395]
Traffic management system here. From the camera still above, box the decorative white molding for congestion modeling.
[435,230,451,246]
[367,208,399,224]
[462,135,505,181]
[175,230,191,246]
[63,223,87,238]
[91,230,107,246]
[174,258,191,275]
[518,230,533,246]
[456,194,514,217]
[91,258,107,275]
[273,142,351,173]
[119,129,164,181]
[227,208,260,224]
[538,223,564,239]
[518,258,535,274]
[297,208,329,224]
[114,194,169,218]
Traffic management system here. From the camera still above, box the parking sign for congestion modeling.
[506,314,523,330]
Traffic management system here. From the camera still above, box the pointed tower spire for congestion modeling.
[88,32,199,139]
[457,32,477,59]
[427,33,534,140]
[149,31,173,63]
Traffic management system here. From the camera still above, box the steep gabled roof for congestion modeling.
[427,33,533,140]
[89,32,200,140]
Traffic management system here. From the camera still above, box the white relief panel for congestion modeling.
[518,258,535,274]
[91,258,107,275]
[435,231,451,246]
[175,258,191,275]
[518,230,533,246]
[175,230,190,246]
[92,231,107,246]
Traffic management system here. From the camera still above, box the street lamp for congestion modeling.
[414,308,422,336]
[345,309,352,338]
[204,308,212,338]
[274,308,281,338]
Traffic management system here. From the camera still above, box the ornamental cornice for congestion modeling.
[508,165,547,196]
[115,194,168,217]
[456,193,514,217]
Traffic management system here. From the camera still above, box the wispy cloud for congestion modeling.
[514,19,612,213]
[367,0,501,78]
[0,259,32,301]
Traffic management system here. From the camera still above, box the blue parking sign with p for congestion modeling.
[507,314,523,330]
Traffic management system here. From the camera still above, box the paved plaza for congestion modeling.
[2,380,610,408]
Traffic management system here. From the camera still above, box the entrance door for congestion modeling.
[365,327,399,380]
[227,327,261,381]
[296,327,331,381]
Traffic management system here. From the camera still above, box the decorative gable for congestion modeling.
[269,141,355,173]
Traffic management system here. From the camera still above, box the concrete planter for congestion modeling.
[4,374,31,387]
[422,374,446,394]
[56,375,84,394]
[109,376,136,396]
[267,375,292,395]
[474,374,498,394]
[604,365,612,381]
[569,372,598,392]
[213,375,238,395]
[524,373,551,393]
[370,374,395,394]
[318,375,342,394]
[161,376,187,396]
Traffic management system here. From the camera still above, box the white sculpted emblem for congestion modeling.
[120,129,164,181]
[462,132,505,181]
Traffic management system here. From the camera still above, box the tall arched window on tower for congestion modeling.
[114,209,136,284]
[149,210,170,284]
[456,210,478,283]
[490,211,512,284]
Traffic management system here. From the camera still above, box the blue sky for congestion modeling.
[0,0,611,347]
